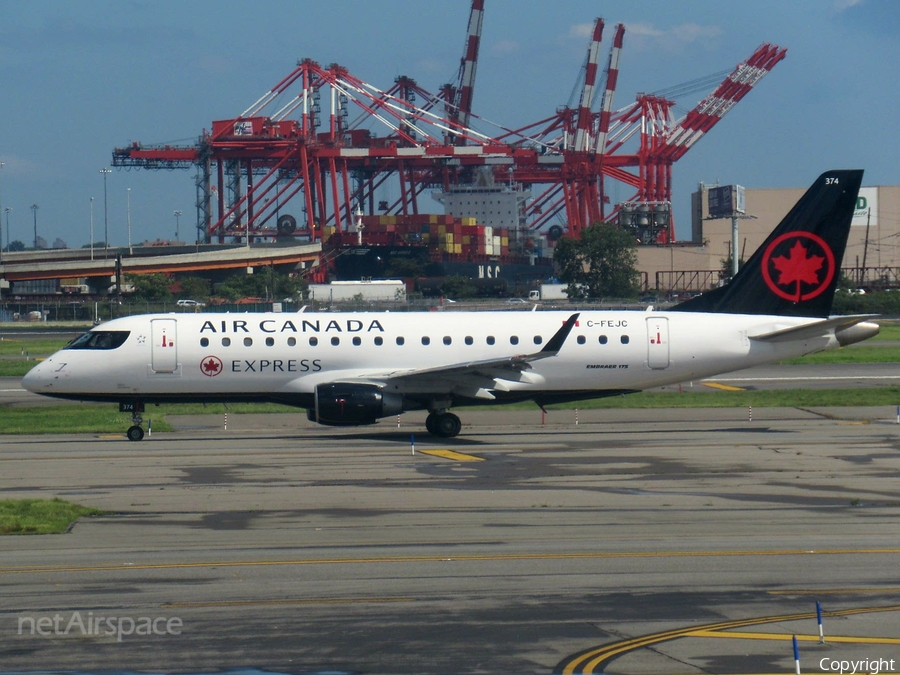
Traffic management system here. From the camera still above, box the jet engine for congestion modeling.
[310,383,405,426]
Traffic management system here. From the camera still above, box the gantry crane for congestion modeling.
[112,1,785,245]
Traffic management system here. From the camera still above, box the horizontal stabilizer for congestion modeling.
[749,315,878,343]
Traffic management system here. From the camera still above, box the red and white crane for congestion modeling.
[111,2,786,247]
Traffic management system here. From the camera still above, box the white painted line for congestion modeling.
[706,376,900,383]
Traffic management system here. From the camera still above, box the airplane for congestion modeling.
[22,170,878,442]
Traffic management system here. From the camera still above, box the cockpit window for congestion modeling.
[65,331,130,350]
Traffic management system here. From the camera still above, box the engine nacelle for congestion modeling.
[310,383,405,426]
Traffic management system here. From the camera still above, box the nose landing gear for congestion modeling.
[120,401,146,442]
[127,415,145,442]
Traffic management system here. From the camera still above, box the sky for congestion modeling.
[0,0,897,248]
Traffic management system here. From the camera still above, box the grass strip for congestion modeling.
[780,344,900,364]
[4,389,900,437]
[0,498,103,535]
[0,361,44,377]
[0,406,174,435]
[531,387,900,410]
[0,338,71,356]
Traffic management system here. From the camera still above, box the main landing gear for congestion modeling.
[425,411,462,438]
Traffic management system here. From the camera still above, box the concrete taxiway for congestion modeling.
[1,408,900,673]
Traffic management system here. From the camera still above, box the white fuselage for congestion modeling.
[22,310,848,404]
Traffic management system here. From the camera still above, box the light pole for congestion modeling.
[30,204,39,249]
[89,197,94,261]
[126,187,132,254]
[100,168,111,257]
[0,161,4,263]
[4,207,10,255]
[173,210,182,241]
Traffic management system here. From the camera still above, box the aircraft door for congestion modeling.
[151,318,178,373]
[646,317,670,369]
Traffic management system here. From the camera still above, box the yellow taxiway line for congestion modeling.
[557,604,900,674]
[700,381,746,391]
[417,448,485,461]
[691,629,900,644]
[162,596,415,609]
[2,548,900,576]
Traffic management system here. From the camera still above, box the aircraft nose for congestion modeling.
[21,358,54,393]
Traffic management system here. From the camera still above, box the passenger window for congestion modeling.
[465,336,473,345]
[331,337,340,346]
[599,335,608,345]
[396,336,405,346]
[374,336,383,346]
[309,336,318,346]
[265,337,275,347]
[487,336,495,345]
[621,335,630,344]
[243,337,253,347]
[443,336,452,345]
[422,336,430,345]
[577,335,586,345]
[222,337,231,347]
[287,337,296,347]
[533,336,543,345]
[200,337,209,348]
[352,336,361,346]
[510,336,519,345]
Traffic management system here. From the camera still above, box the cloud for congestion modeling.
[622,21,723,52]
[491,39,519,55]
[568,23,596,39]
[833,0,865,10]
[671,23,723,43]
[626,23,665,38]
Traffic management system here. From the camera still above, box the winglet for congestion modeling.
[542,313,580,355]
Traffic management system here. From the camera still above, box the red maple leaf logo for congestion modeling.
[201,356,223,377]
[761,232,835,303]
[771,240,825,288]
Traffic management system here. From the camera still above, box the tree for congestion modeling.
[217,273,269,301]
[177,276,212,301]
[128,273,173,301]
[719,253,745,285]
[439,275,477,299]
[553,222,640,299]
[216,270,305,301]
[7,240,25,252]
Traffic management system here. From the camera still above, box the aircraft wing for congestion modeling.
[749,315,878,343]
[346,313,581,397]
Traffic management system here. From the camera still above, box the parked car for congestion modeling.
[176,299,205,307]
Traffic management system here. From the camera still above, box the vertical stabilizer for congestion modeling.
[672,170,863,317]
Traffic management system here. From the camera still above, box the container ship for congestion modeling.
[317,171,556,296]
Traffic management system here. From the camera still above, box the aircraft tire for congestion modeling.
[127,425,145,442]
[433,412,461,438]
[425,412,438,435]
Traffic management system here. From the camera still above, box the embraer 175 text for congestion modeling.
[23,170,879,441]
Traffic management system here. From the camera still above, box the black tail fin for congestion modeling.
[671,169,863,317]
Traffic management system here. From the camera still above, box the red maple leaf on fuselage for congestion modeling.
[770,240,825,290]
